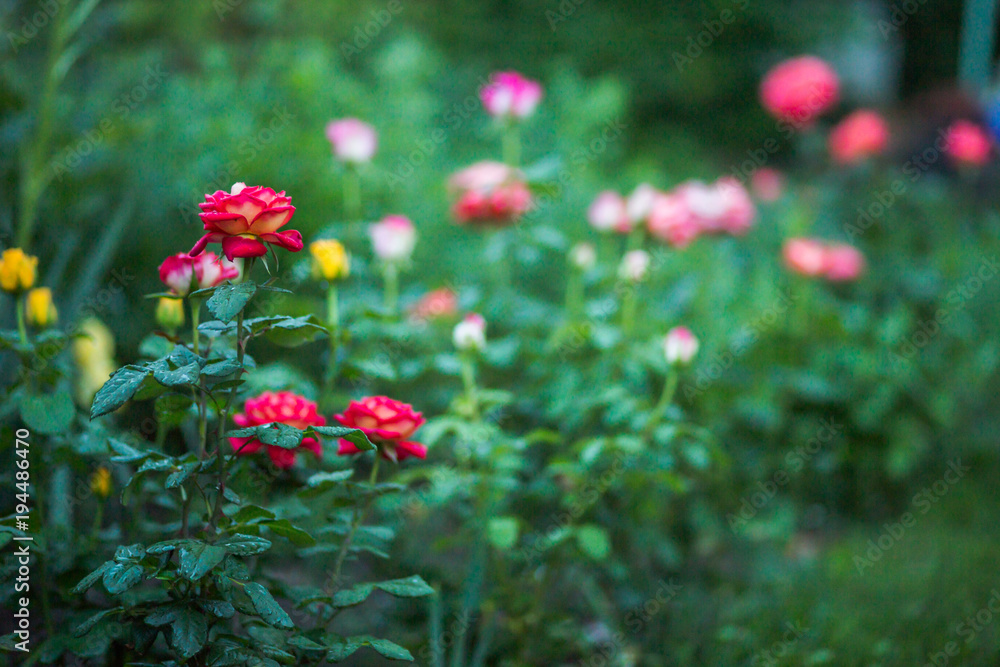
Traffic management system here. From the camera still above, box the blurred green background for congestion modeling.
[5,0,1000,664]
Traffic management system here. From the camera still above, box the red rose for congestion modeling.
[230,391,326,469]
[448,162,532,227]
[191,183,304,260]
[335,396,426,462]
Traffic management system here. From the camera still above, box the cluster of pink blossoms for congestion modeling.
[783,238,865,282]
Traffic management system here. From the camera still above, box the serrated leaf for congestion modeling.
[146,539,195,555]
[178,543,228,581]
[166,461,202,489]
[197,600,235,618]
[244,582,293,629]
[73,608,121,637]
[262,519,315,546]
[375,575,435,598]
[144,606,180,627]
[367,637,414,661]
[91,366,149,419]
[103,562,144,594]
[72,561,113,594]
[154,361,202,387]
[115,544,146,561]
[202,359,241,377]
[207,282,257,323]
[108,437,150,463]
[261,315,329,348]
[310,426,374,451]
[256,423,304,449]
[231,504,276,523]
[305,470,353,487]
[332,584,374,608]
[220,534,272,556]
[169,608,208,659]
[20,390,75,434]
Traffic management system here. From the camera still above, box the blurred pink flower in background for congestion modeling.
[449,161,532,226]
[326,118,378,164]
[646,178,756,247]
[751,168,785,202]
[409,287,458,323]
[944,120,992,166]
[647,190,700,248]
[370,215,417,262]
[588,190,630,233]
[783,238,865,282]
[625,183,657,226]
[760,55,840,126]
[480,71,543,120]
[453,313,487,351]
[828,110,890,164]
[664,326,699,365]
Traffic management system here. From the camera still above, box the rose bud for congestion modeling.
[751,168,784,202]
[626,183,658,226]
[569,242,597,271]
[618,249,651,283]
[191,182,303,260]
[944,120,992,167]
[647,190,700,248]
[449,161,532,226]
[714,177,757,235]
[335,395,427,462]
[192,251,241,289]
[664,326,699,365]
[325,118,378,164]
[155,297,185,331]
[0,248,38,293]
[480,71,543,120]
[453,313,487,352]
[158,253,195,295]
[90,466,112,499]
[370,215,417,263]
[310,239,351,281]
[230,391,326,469]
[783,238,829,277]
[828,110,890,165]
[26,287,57,328]
[824,243,865,282]
[760,55,840,127]
[587,190,629,233]
[409,287,458,323]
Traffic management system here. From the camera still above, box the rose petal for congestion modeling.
[221,235,268,260]
[248,206,295,234]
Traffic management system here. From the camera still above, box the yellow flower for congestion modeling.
[90,467,111,499]
[73,318,116,407]
[25,288,57,328]
[155,297,185,331]
[310,239,350,281]
[0,248,38,293]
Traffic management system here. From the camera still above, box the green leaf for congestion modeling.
[367,637,414,661]
[178,543,228,581]
[207,282,257,323]
[169,608,208,659]
[375,575,435,598]
[231,504,276,523]
[487,517,519,550]
[256,423,304,449]
[305,470,353,487]
[73,608,121,637]
[262,519,316,546]
[102,562,145,594]
[202,359,241,377]
[327,636,413,662]
[146,539,195,555]
[575,525,611,561]
[108,437,151,463]
[220,534,272,556]
[115,544,146,561]
[71,561,113,594]
[261,315,329,347]
[332,584,375,608]
[311,426,375,451]
[91,365,149,419]
[20,390,75,434]
[244,582,294,629]
[197,599,235,618]
[144,606,180,626]
[153,361,202,387]
[166,460,203,489]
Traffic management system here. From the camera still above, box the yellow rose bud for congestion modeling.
[73,318,116,407]
[25,287,57,328]
[310,239,350,281]
[155,297,185,331]
[0,248,38,293]
[90,466,112,499]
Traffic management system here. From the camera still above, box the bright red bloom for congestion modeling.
[335,396,426,462]
[760,56,840,126]
[230,391,326,469]
[828,110,890,164]
[191,183,303,260]
[944,120,993,166]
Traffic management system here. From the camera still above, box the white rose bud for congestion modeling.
[569,242,597,271]
[453,313,487,352]
[618,249,650,283]
[664,326,699,365]
[369,214,417,263]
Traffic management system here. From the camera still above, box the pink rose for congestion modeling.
[944,120,992,166]
[230,391,326,469]
[783,238,865,282]
[647,190,700,248]
[192,252,241,289]
[828,110,890,164]
[335,396,426,462]
[760,56,840,126]
[587,191,630,233]
[158,253,195,296]
[191,183,303,260]
[480,71,543,120]
[824,244,865,281]
[370,214,417,262]
[751,168,784,202]
[713,177,756,235]
[449,161,532,226]
[326,118,378,164]
[409,287,458,323]
[664,326,699,365]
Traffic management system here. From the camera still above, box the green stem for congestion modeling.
[502,123,521,168]
[343,165,361,222]
[383,262,399,317]
[191,298,201,355]
[211,307,245,531]
[430,587,445,667]
[644,368,678,438]
[620,284,638,337]
[323,284,340,405]
[16,295,28,345]
[460,353,479,421]
[626,224,645,252]
[565,268,585,321]
[329,455,381,590]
